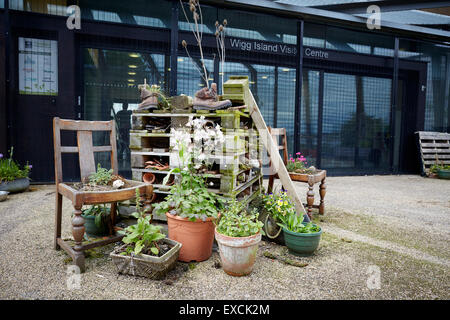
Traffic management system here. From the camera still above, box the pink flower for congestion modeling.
[0,153,3,158]
[296,152,301,155]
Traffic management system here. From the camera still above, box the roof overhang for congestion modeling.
[202,0,450,43]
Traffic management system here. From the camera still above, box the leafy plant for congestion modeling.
[82,204,110,228]
[277,212,320,234]
[89,163,113,185]
[262,191,296,222]
[119,189,166,256]
[263,191,320,234]
[0,147,31,183]
[430,163,450,173]
[216,199,264,237]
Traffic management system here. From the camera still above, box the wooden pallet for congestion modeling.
[416,131,450,175]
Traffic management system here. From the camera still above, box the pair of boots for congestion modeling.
[193,83,232,111]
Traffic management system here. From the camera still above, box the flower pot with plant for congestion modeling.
[277,201,322,256]
[214,199,264,276]
[153,116,225,262]
[430,163,450,180]
[286,152,325,182]
[110,189,181,279]
[81,204,111,236]
[0,148,31,193]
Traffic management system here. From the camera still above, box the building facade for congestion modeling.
[1,0,449,182]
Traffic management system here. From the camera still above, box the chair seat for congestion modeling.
[58,179,152,205]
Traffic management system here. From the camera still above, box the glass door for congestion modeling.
[299,69,393,174]
[82,48,167,178]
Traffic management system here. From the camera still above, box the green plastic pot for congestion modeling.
[282,224,322,257]
[437,168,450,180]
[82,213,109,236]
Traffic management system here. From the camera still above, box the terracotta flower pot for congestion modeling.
[165,212,216,262]
[214,228,261,276]
[142,172,156,184]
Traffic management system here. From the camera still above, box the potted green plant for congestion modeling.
[430,163,450,180]
[0,147,31,193]
[153,116,225,262]
[110,189,182,279]
[276,196,322,256]
[81,204,111,236]
[215,199,264,276]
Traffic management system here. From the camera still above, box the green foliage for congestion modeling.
[430,163,450,173]
[262,191,320,234]
[89,163,113,185]
[262,191,296,222]
[216,199,264,237]
[119,189,166,256]
[276,212,320,234]
[82,204,110,228]
[0,147,31,183]
[153,169,224,221]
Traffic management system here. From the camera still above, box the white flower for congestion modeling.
[112,179,125,189]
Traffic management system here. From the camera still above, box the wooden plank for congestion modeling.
[417,131,450,139]
[61,145,112,153]
[423,154,450,159]
[247,90,306,216]
[423,159,450,165]
[421,148,450,154]
[59,119,113,131]
[77,131,96,180]
[420,143,450,148]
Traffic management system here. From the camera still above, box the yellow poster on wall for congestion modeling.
[18,37,58,96]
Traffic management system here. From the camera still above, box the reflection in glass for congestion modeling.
[300,70,320,167]
[83,49,166,177]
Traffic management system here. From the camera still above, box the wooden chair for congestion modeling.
[266,126,326,217]
[53,117,153,272]
[267,127,288,193]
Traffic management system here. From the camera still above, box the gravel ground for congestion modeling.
[0,175,449,300]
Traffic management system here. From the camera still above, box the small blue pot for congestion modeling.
[0,178,30,193]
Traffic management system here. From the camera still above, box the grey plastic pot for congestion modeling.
[0,178,30,193]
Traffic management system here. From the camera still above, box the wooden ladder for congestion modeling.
[223,76,307,215]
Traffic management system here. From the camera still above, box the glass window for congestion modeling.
[300,70,320,167]
[177,56,214,97]
[218,8,297,44]
[304,23,395,57]
[83,48,167,177]
[276,67,296,155]
[1,0,4,9]
[9,0,68,16]
[80,0,171,28]
[399,40,450,132]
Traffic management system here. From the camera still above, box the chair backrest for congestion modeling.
[53,117,118,184]
[268,127,288,165]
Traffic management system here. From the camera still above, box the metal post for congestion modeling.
[390,37,399,173]
[294,20,304,155]
[169,0,179,96]
[4,0,13,151]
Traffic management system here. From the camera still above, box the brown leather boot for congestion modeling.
[138,86,158,110]
[193,83,232,110]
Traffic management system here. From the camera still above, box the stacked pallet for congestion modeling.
[129,76,264,213]
[416,131,450,175]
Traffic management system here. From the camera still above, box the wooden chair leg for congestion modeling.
[319,178,326,215]
[306,178,314,219]
[72,204,85,272]
[54,193,63,250]
[110,202,117,235]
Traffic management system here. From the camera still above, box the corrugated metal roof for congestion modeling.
[357,9,450,26]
